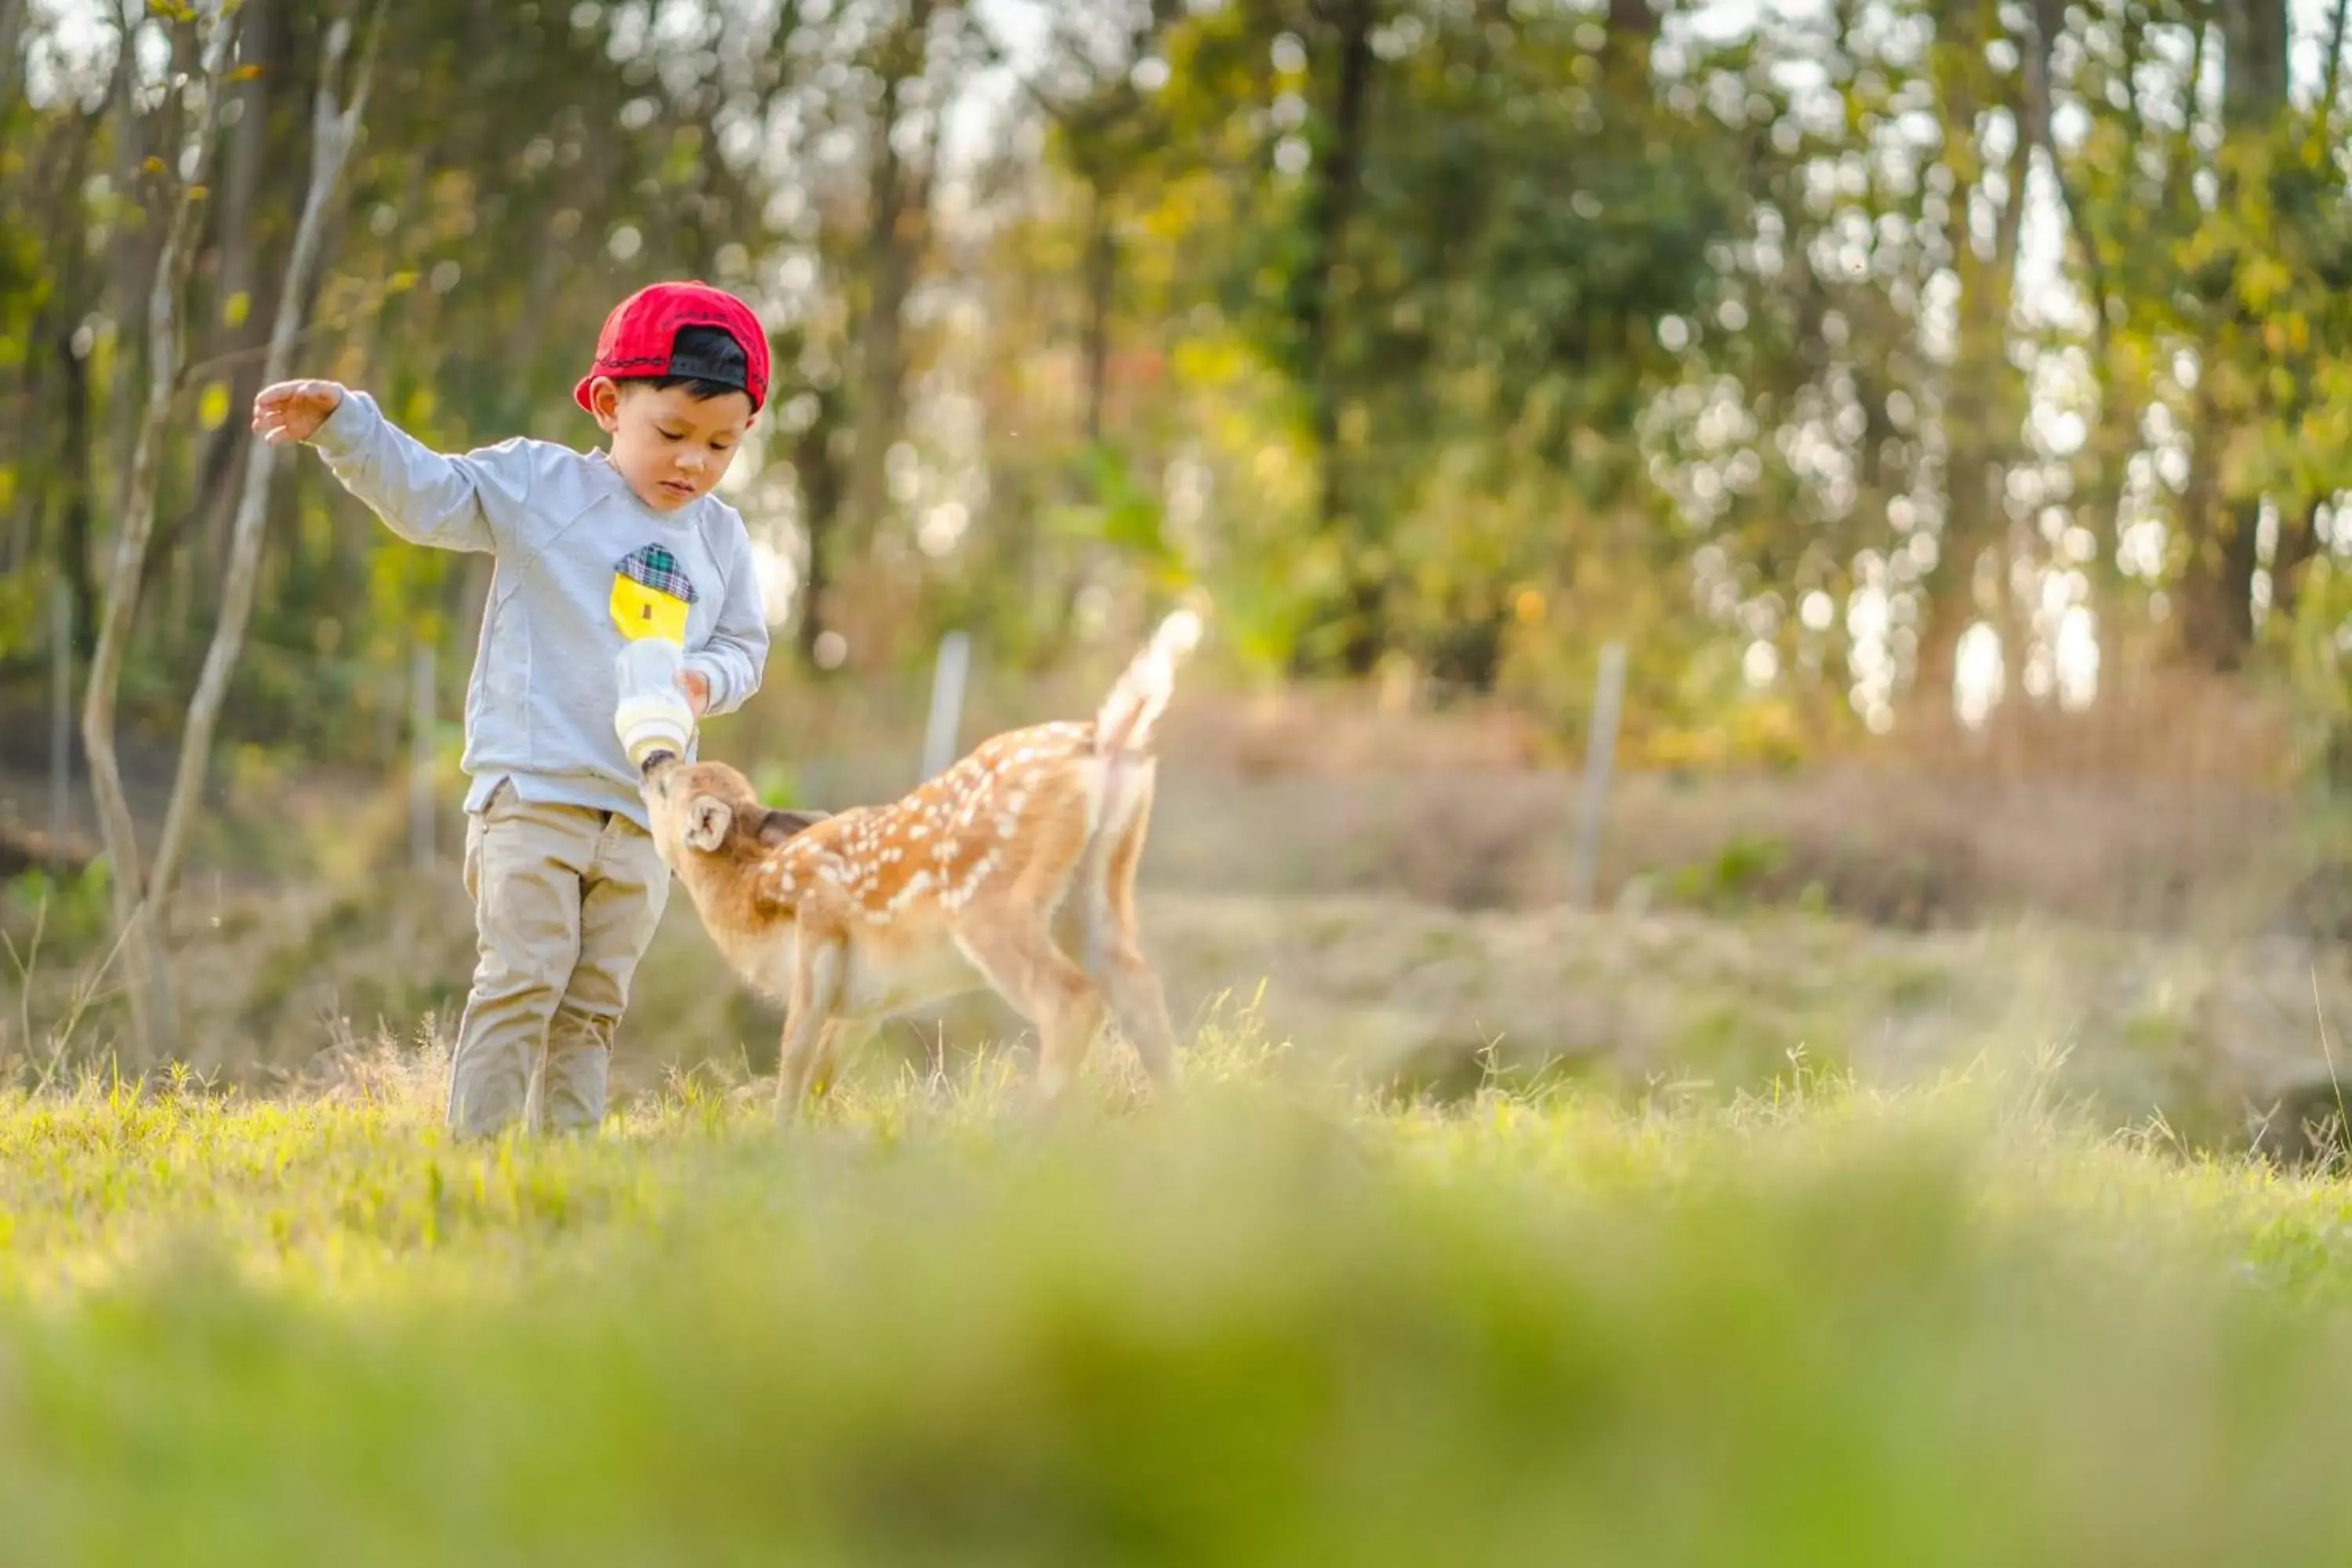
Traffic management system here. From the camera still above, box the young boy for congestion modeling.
[252,281,774,1139]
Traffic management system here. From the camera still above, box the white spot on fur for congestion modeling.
[953,849,1002,906]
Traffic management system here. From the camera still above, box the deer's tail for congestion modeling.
[1079,606,1203,980]
[1092,607,1204,760]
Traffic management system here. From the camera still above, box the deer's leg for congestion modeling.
[1094,777,1182,1094]
[955,919,1108,1107]
[775,935,844,1121]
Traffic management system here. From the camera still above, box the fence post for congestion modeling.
[49,578,72,851]
[1570,641,1628,909]
[921,629,972,783]
[410,641,436,873]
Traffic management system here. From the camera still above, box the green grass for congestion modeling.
[6,1026,2352,1566]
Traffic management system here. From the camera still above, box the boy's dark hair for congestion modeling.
[622,325,756,404]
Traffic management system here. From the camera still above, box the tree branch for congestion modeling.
[78,1,238,1065]
[2316,0,2350,151]
[148,0,383,920]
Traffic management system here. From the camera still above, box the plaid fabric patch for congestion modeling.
[615,543,699,604]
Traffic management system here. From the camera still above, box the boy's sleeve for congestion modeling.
[684,526,771,718]
[308,388,535,554]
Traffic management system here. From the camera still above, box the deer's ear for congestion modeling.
[756,808,828,848]
[684,796,734,853]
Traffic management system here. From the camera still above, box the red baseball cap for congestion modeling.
[574,281,770,413]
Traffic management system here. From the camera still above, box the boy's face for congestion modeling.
[587,379,757,513]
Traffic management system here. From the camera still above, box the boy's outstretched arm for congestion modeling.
[683,531,771,718]
[255,379,532,554]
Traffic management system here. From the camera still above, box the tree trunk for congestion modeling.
[794,392,848,669]
[56,325,98,659]
[2177,496,2262,670]
[2078,2,2148,601]
[2222,0,2289,122]
[149,8,376,919]
[22,107,95,604]
[103,0,161,510]
[2270,497,2322,621]
[1291,0,1379,675]
[843,0,935,562]
[80,12,236,1066]
[216,0,278,325]
[0,0,27,115]
[2177,0,2288,670]
[201,0,282,593]
[1602,0,1657,82]
[2059,1,2140,603]
[1916,0,2031,703]
[1080,172,1116,449]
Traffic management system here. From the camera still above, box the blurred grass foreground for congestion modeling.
[9,1022,2352,1566]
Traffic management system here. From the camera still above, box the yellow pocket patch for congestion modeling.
[611,543,699,643]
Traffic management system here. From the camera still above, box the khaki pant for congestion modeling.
[447,780,669,1139]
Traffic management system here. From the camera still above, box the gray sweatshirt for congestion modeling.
[309,389,770,831]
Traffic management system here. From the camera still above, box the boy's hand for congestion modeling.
[252,379,347,445]
[677,670,710,717]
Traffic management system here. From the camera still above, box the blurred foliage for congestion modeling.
[2267,550,2352,790]
[3,0,2352,784]
[2,858,115,952]
[14,1055,2352,1557]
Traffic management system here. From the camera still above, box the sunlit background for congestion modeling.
[20,0,2351,736]
[9,0,2352,1103]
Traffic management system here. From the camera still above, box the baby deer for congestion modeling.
[634,610,1202,1115]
